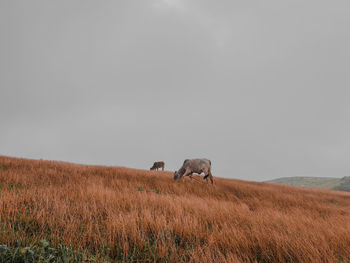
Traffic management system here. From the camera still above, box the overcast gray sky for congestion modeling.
[1,0,350,181]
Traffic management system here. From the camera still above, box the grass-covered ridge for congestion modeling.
[267,176,350,192]
[1,156,350,262]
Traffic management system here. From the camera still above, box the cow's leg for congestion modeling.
[162,166,164,171]
[203,172,210,184]
[208,170,214,184]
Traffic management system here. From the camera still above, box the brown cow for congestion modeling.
[150,161,165,171]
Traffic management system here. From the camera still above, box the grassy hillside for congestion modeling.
[334,176,350,192]
[267,176,350,192]
[1,156,350,262]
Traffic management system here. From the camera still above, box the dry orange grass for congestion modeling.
[0,156,350,262]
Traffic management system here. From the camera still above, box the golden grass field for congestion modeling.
[0,155,350,262]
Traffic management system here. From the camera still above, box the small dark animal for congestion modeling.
[150,161,165,171]
[174,158,213,184]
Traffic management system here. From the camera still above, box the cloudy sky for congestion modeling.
[1,0,350,181]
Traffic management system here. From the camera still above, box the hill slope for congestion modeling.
[1,156,350,263]
[267,176,350,192]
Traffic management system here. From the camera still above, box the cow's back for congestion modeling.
[184,158,211,170]
[151,161,165,170]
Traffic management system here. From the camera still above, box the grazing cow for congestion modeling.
[150,161,165,171]
[174,158,213,184]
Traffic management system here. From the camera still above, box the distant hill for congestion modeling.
[267,176,350,192]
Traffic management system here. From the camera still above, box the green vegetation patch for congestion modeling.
[0,240,110,263]
[8,182,24,192]
[0,240,82,263]
[135,187,161,194]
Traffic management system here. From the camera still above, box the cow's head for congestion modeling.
[173,171,180,181]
